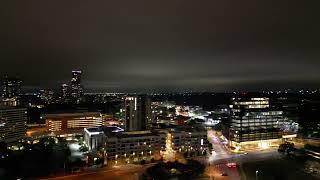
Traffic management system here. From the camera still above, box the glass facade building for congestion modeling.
[229,97,284,149]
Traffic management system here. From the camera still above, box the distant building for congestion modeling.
[1,76,22,106]
[0,107,27,143]
[124,96,151,131]
[229,97,285,150]
[60,83,70,103]
[1,76,22,98]
[39,89,55,104]
[70,70,83,103]
[0,97,19,107]
[46,112,103,132]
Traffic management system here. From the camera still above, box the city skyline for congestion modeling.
[1,1,320,92]
[1,1,320,180]
[2,70,320,93]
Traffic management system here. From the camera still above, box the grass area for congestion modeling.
[241,158,318,180]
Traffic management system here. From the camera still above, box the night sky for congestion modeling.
[1,1,320,92]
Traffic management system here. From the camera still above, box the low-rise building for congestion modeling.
[105,130,164,163]
[46,112,103,132]
[84,127,106,151]
[170,128,209,154]
[84,126,209,164]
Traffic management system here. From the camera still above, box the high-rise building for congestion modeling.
[70,70,83,103]
[39,89,55,104]
[0,107,27,143]
[60,83,69,103]
[1,76,22,98]
[229,97,284,150]
[124,96,151,131]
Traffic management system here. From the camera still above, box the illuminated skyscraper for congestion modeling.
[1,76,22,98]
[61,84,68,98]
[60,83,70,103]
[70,70,83,103]
[124,96,151,131]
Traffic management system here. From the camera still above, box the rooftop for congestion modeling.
[86,127,102,133]
[117,130,162,138]
[46,112,101,118]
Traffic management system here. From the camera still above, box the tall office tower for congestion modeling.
[39,89,55,104]
[0,107,27,143]
[70,70,83,103]
[124,96,151,131]
[60,83,69,103]
[229,97,284,150]
[1,76,22,98]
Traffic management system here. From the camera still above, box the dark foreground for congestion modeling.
[240,158,318,180]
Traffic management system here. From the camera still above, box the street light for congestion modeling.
[256,170,259,180]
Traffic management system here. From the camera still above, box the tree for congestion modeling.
[79,146,88,152]
[188,120,197,126]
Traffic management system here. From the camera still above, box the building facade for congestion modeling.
[70,70,83,103]
[1,76,22,106]
[0,107,27,143]
[84,127,209,165]
[1,76,22,98]
[105,130,163,163]
[124,96,151,131]
[46,112,103,132]
[170,129,209,154]
[60,83,70,103]
[84,127,106,151]
[229,97,284,150]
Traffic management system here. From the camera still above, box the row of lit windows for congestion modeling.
[67,122,102,125]
[233,118,283,122]
[233,123,281,126]
[234,101,269,105]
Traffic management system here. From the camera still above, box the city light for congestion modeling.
[2,1,320,179]
[162,132,176,162]
[258,142,269,149]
